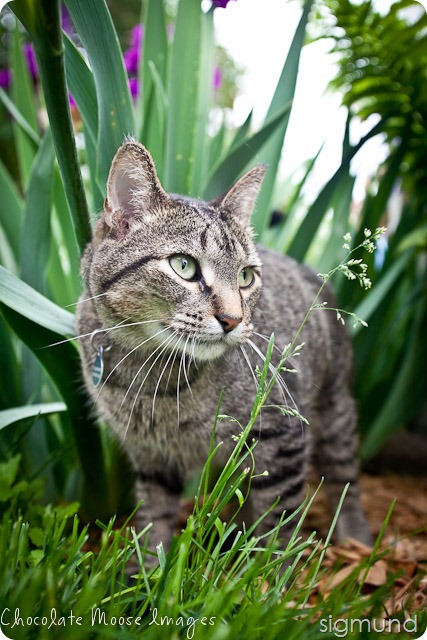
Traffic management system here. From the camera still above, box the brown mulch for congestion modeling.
[302,473,427,616]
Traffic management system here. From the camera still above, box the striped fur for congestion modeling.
[76,141,371,553]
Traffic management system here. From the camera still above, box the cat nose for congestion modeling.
[215,314,243,333]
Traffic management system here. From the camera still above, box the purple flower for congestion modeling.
[61,5,73,35]
[124,48,139,76]
[212,0,236,8]
[130,24,144,49]
[212,65,222,92]
[129,77,140,100]
[0,68,11,89]
[23,43,38,81]
[124,24,144,76]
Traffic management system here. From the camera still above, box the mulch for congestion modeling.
[303,472,427,617]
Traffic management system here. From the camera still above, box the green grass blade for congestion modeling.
[203,101,292,200]
[20,128,55,294]
[65,0,136,189]
[0,265,75,336]
[0,159,23,261]
[228,110,253,152]
[0,403,67,431]
[164,0,202,193]
[252,0,314,235]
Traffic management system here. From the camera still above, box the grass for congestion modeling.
[1,449,425,640]
[1,362,425,640]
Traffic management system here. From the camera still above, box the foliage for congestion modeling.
[305,0,427,455]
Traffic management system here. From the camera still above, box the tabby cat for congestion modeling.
[76,140,371,554]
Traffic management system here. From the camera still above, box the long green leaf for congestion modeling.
[191,8,215,195]
[287,118,387,262]
[0,304,112,520]
[65,0,135,189]
[12,0,92,253]
[351,251,412,336]
[20,128,55,294]
[164,0,202,193]
[0,87,40,146]
[0,159,23,261]
[63,33,98,148]
[361,295,427,458]
[252,0,314,235]
[0,403,67,432]
[203,101,292,200]
[0,315,21,409]
[49,168,81,305]
[10,25,39,188]
[0,265,74,336]
[139,0,168,141]
[63,33,103,210]
[142,61,168,181]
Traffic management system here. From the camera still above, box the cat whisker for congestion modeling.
[164,335,184,395]
[176,333,192,425]
[47,318,169,348]
[182,335,195,396]
[96,325,172,402]
[239,345,259,392]
[123,332,179,440]
[151,335,184,424]
[65,292,108,307]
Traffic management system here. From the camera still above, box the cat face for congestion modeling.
[84,141,266,362]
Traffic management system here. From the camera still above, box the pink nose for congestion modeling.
[215,314,243,333]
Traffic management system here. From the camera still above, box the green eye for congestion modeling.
[238,267,255,288]
[169,254,198,280]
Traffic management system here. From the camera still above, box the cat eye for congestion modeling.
[238,267,255,288]
[169,254,198,281]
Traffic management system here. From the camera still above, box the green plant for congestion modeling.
[312,0,427,456]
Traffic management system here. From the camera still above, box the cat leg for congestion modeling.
[132,475,182,565]
[312,388,372,546]
[244,427,309,545]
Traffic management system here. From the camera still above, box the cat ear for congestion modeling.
[212,165,267,226]
[104,139,168,232]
